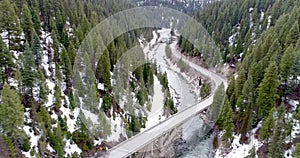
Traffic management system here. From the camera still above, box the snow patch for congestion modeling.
[267,16,272,29]
[60,102,80,133]
[64,139,82,157]
[141,76,166,132]
[23,125,41,156]
[97,83,105,91]
[106,115,128,142]
[215,123,263,158]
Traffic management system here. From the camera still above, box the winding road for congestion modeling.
[106,31,227,158]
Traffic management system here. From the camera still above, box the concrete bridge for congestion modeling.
[100,45,227,158]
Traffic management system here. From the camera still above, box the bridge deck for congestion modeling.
[106,42,227,158]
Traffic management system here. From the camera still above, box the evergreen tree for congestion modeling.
[226,76,236,109]
[235,68,246,99]
[256,62,279,119]
[269,39,282,65]
[235,36,243,55]
[30,0,41,34]
[81,14,91,35]
[0,0,22,51]
[200,81,211,98]
[31,32,42,67]
[61,47,72,88]
[259,108,275,145]
[98,111,111,138]
[240,76,255,141]
[96,49,111,90]
[0,36,14,84]
[52,125,64,158]
[38,71,49,103]
[268,106,285,158]
[290,50,300,86]
[22,44,38,95]
[54,85,62,112]
[280,45,295,99]
[219,99,234,144]
[84,84,99,113]
[101,93,112,114]
[285,21,299,47]
[51,30,60,62]
[21,4,34,44]
[38,106,52,135]
[67,42,76,66]
[60,30,70,49]
[210,84,225,122]
[0,84,24,138]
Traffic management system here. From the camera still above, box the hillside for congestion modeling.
[177,0,300,157]
[0,0,167,157]
[0,0,300,157]
[134,0,215,13]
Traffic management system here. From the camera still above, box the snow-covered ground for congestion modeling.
[22,125,42,157]
[64,139,82,157]
[140,28,199,131]
[106,114,128,142]
[215,123,263,158]
[141,76,165,131]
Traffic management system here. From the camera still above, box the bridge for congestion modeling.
[99,43,228,158]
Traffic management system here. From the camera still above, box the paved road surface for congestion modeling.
[106,41,227,158]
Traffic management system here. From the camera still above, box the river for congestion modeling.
[145,28,215,158]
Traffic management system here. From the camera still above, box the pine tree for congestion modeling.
[210,84,225,122]
[53,125,64,158]
[0,0,22,51]
[98,111,111,138]
[240,76,255,141]
[101,93,112,114]
[38,71,49,103]
[285,21,299,47]
[84,84,99,113]
[268,106,285,158]
[54,85,62,112]
[81,14,91,35]
[280,45,296,100]
[22,43,38,95]
[31,32,42,67]
[200,81,211,98]
[235,36,243,55]
[67,42,76,66]
[0,84,24,138]
[259,108,275,144]
[269,39,282,65]
[38,106,52,135]
[256,62,279,119]
[51,30,60,62]
[226,76,235,108]
[220,99,234,144]
[96,49,111,90]
[235,68,246,98]
[30,0,41,34]
[0,36,14,84]
[61,47,72,88]
[21,4,34,44]
[290,50,300,86]
[60,30,70,49]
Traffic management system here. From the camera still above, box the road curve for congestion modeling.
[106,42,227,158]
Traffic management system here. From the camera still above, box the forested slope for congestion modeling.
[179,0,300,157]
[0,0,162,157]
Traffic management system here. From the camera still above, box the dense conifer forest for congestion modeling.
[178,0,300,157]
[0,0,299,157]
